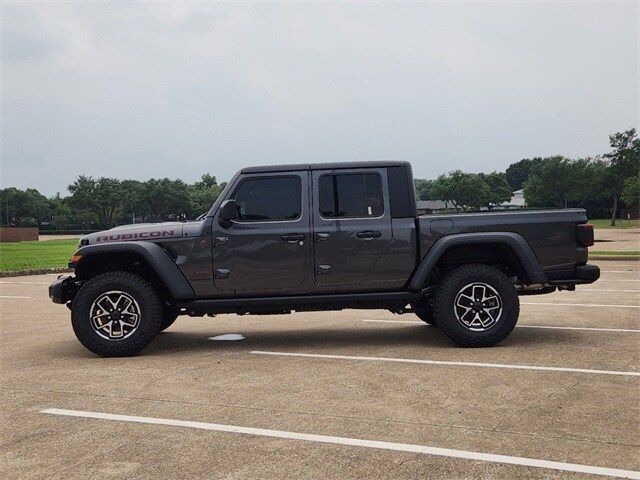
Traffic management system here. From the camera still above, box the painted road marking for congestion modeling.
[0,295,30,299]
[362,319,640,333]
[598,279,640,282]
[251,351,640,377]
[364,319,428,325]
[41,408,640,479]
[579,288,640,293]
[521,302,640,308]
[600,271,640,274]
[208,334,245,341]
[517,325,640,333]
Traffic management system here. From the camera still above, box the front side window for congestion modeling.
[232,176,301,222]
[319,173,383,218]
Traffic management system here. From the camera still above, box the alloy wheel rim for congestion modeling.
[453,282,502,331]
[89,290,141,340]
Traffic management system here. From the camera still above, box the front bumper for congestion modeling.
[49,276,79,304]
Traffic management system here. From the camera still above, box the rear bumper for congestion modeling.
[547,264,600,286]
[49,276,78,304]
[575,264,600,283]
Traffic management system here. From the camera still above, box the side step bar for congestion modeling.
[179,291,421,315]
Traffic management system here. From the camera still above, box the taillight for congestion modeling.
[577,223,594,247]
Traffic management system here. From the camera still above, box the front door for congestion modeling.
[212,172,311,293]
[312,168,392,287]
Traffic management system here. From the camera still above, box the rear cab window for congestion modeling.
[319,173,384,219]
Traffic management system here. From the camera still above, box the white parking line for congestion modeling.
[0,295,30,299]
[251,351,640,377]
[517,325,640,333]
[362,319,640,333]
[598,279,640,282]
[579,289,640,293]
[521,302,640,309]
[40,408,640,479]
[364,319,425,325]
[600,271,640,274]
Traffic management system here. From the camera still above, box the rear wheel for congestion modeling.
[413,304,437,327]
[71,271,162,357]
[432,264,519,347]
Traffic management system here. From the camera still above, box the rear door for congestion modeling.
[312,168,392,287]
[212,172,311,293]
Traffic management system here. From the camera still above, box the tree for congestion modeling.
[0,187,51,226]
[478,172,513,208]
[120,180,145,222]
[25,188,52,226]
[188,174,226,219]
[431,171,491,212]
[68,176,126,228]
[621,175,640,209]
[414,179,436,201]
[523,156,581,208]
[505,158,538,190]
[126,178,191,222]
[1,188,30,226]
[568,158,609,209]
[604,128,640,225]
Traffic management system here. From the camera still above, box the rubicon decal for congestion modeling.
[96,230,175,242]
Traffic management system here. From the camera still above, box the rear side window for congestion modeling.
[319,173,383,218]
[233,176,301,222]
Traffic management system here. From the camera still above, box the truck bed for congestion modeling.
[417,209,589,273]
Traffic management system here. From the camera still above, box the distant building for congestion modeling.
[416,200,449,215]
[500,189,525,208]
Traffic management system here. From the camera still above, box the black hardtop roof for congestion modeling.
[241,161,410,174]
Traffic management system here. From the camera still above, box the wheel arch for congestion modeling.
[71,242,195,301]
[408,232,547,291]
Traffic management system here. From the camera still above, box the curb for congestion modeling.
[589,256,640,262]
[0,268,72,278]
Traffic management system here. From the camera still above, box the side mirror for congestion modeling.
[218,199,239,228]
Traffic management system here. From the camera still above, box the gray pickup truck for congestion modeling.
[50,161,599,357]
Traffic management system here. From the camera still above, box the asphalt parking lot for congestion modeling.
[1,260,638,479]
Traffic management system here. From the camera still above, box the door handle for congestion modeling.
[356,230,382,239]
[316,233,330,242]
[281,233,306,243]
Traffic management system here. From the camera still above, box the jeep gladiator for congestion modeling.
[50,162,600,357]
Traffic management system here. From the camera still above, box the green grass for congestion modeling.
[0,239,78,272]
[589,219,640,229]
[590,250,640,256]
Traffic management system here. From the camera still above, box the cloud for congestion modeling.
[1,2,637,195]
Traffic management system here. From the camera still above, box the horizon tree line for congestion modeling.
[1,128,638,230]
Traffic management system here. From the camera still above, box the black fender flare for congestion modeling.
[71,241,195,300]
[408,232,546,291]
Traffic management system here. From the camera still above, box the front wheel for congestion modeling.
[159,302,179,332]
[71,271,163,357]
[432,264,519,347]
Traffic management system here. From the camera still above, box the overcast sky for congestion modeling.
[1,2,638,196]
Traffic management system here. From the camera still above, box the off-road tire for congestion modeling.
[160,303,179,332]
[432,264,519,347]
[71,271,163,357]
[413,304,438,327]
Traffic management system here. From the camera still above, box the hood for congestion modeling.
[80,222,184,245]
